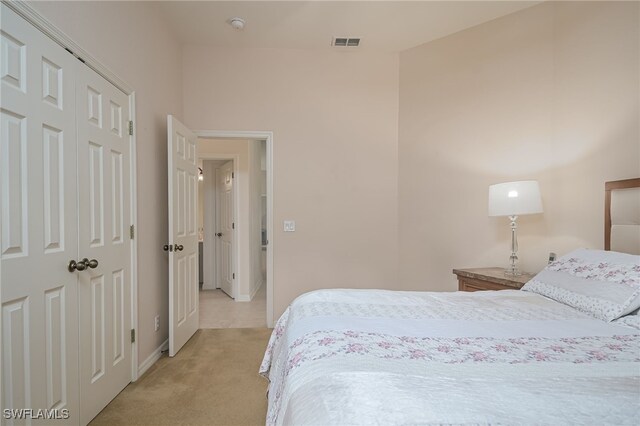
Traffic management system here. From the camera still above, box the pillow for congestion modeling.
[613,314,640,330]
[522,248,640,321]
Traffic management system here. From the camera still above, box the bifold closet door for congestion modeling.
[2,4,133,424]
[1,3,80,423]
[76,59,132,425]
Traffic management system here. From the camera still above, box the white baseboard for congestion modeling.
[137,339,168,379]
[236,279,263,302]
[250,279,263,299]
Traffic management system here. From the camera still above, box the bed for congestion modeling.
[260,179,640,425]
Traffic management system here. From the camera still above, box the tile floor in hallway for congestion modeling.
[199,283,267,328]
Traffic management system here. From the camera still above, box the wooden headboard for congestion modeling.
[605,178,640,254]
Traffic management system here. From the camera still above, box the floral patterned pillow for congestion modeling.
[522,248,640,321]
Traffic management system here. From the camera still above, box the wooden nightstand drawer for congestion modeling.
[458,276,517,291]
[453,268,535,292]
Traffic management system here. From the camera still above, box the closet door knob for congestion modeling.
[175,244,184,251]
[215,233,223,237]
[68,260,87,272]
[83,258,99,269]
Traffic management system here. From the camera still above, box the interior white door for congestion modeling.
[167,115,199,357]
[76,55,132,424]
[1,4,80,423]
[215,162,235,298]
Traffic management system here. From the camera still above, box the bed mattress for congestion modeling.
[260,289,640,425]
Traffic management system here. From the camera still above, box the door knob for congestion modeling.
[175,244,184,251]
[163,244,173,252]
[68,259,87,272]
[215,233,223,237]
[82,258,99,269]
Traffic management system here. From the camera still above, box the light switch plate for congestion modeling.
[284,220,296,232]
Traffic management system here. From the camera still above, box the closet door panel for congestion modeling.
[76,63,131,426]
[1,4,79,423]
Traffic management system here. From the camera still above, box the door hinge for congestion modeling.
[131,329,136,343]
[232,172,234,178]
[130,224,135,239]
[232,222,235,229]
[233,273,235,279]
[128,121,134,136]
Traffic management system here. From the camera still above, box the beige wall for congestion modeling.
[31,1,184,366]
[398,1,639,291]
[183,47,400,318]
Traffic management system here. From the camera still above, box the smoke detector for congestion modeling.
[228,17,245,30]
[332,37,360,47]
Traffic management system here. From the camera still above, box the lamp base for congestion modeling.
[504,215,522,277]
[503,268,523,277]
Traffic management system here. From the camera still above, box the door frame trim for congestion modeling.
[6,0,141,381]
[196,131,274,327]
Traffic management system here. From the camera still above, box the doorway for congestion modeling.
[198,138,269,328]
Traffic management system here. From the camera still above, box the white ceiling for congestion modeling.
[156,1,541,52]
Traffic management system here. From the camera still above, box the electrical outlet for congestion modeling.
[284,220,296,232]
[154,315,160,332]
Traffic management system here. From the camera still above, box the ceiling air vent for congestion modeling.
[332,37,360,47]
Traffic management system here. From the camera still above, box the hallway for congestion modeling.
[199,284,267,328]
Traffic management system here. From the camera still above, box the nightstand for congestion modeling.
[453,267,535,292]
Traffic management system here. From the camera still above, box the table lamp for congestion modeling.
[488,180,543,276]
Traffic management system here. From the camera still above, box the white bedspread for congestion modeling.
[259,289,640,425]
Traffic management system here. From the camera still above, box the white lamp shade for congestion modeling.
[488,180,543,217]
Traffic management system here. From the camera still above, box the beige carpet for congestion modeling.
[90,328,272,426]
